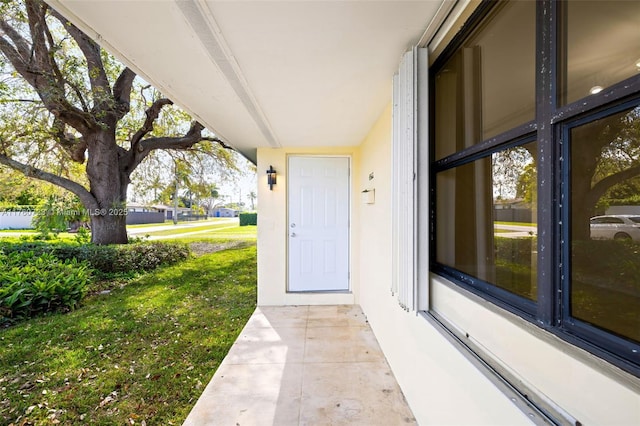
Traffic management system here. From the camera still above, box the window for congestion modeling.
[560,1,640,105]
[434,1,535,160]
[431,0,640,374]
[567,104,640,346]
[436,141,537,303]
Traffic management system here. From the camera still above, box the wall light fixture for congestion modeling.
[267,165,277,190]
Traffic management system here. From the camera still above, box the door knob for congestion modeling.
[290,223,296,228]
[290,232,296,237]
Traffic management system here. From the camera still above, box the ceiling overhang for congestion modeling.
[45,0,447,163]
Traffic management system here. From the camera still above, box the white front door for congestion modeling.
[288,156,350,292]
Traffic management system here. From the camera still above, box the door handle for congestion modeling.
[290,232,296,237]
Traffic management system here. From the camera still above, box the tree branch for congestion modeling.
[62,76,90,112]
[139,121,206,152]
[0,15,31,60]
[0,153,98,210]
[0,1,94,134]
[51,118,87,163]
[590,164,640,202]
[0,32,29,80]
[25,0,58,88]
[124,121,221,175]
[129,97,173,151]
[112,67,136,119]
[49,6,111,99]
[201,136,233,150]
[0,98,42,104]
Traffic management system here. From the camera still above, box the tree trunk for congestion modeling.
[85,128,130,245]
[91,212,128,245]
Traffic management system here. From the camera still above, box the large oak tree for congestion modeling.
[0,0,231,244]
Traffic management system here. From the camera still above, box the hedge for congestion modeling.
[0,241,191,275]
[239,212,257,226]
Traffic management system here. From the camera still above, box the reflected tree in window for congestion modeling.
[571,106,640,343]
[571,107,640,241]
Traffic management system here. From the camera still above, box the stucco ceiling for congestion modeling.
[45,0,446,162]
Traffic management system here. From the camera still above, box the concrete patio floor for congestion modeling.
[183,305,416,425]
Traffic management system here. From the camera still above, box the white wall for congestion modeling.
[256,146,359,306]
[0,211,34,229]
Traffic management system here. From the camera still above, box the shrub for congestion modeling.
[239,212,257,226]
[109,242,191,273]
[0,241,191,275]
[0,251,91,323]
[572,239,640,288]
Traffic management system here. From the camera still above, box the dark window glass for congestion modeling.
[432,0,640,372]
[561,1,640,105]
[570,106,640,343]
[434,1,535,159]
[437,143,538,300]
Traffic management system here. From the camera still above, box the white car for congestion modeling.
[589,215,640,241]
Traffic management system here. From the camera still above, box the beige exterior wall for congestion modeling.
[355,106,639,423]
[431,275,640,425]
[256,103,640,424]
[256,146,359,306]
[354,105,531,424]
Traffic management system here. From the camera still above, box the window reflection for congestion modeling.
[570,106,640,342]
[436,143,537,300]
[561,1,640,105]
[434,1,535,160]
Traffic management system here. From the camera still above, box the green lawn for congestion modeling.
[127,219,230,229]
[0,244,257,425]
[138,222,240,237]
[172,225,257,241]
[494,221,536,227]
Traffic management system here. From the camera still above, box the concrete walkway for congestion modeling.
[183,305,416,426]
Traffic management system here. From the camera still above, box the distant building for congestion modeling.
[211,207,238,218]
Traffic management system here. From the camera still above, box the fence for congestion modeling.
[0,211,35,229]
[126,211,165,225]
[494,208,533,223]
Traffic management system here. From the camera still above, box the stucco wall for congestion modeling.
[355,104,531,425]
[256,146,359,306]
[357,105,640,425]
[255,106,640,425]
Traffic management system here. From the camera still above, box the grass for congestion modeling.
[172,225,257,242]
[126,219,231,229]
[494,221,536,227]
[0,244,257,425]
[0,222,252,242]
[138,222,240,237]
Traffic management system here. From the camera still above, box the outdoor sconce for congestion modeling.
[267,165,277,190]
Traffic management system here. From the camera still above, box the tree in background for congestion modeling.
[0,167,50,206]
[247,191,256,210]
[0,0,235,244]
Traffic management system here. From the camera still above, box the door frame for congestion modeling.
[286,154,352,293]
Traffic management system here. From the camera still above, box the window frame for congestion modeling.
[429,0,640,376]
[561,98,640,367]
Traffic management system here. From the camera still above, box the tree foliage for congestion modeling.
[0,0,236,244]
[572,106,640,239]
